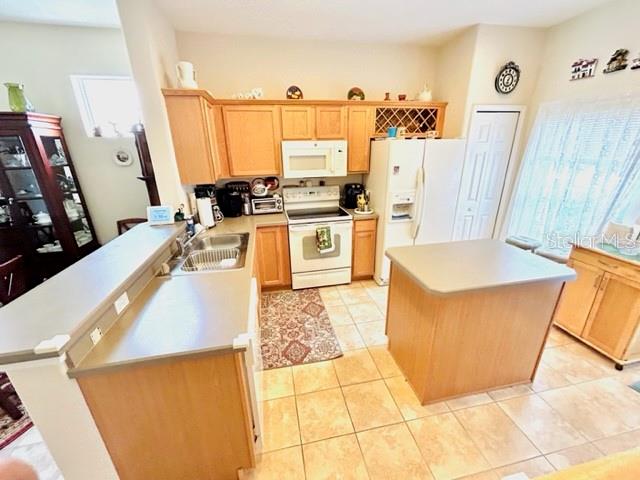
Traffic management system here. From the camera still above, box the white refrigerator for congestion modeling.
[365,138,466,285]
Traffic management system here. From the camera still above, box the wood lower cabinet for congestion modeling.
[352,218,377,279]
[582,273,640,360]
[78,351,255,480]
[347,106,375,172]
[554,260,602,336]
[255,225,291,289]
[223,105,282,176]
[553,246,640,367]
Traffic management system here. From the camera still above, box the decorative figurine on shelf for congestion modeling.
[347,87,365,100]
[603,49,629,74]
[176,61,198,88]
[416,83,433,101]
[384,92,391,101]
[231,87,264,99]
[4,83,34,113]
[570,58,598,80]
[397,94,407,101]
[174,204,185,222]
[631,53,640,70]
[286,85,303,99]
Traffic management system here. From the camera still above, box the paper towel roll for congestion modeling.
[196,197,215,228]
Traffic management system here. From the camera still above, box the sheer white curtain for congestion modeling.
[507,95,640,248]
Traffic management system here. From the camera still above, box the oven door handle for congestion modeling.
[289,223,351,233]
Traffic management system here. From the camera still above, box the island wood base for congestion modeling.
[386,264,564,404]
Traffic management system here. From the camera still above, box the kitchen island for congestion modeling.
[385,239,575,404]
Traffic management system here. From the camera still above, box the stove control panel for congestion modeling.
[283,185,340,204]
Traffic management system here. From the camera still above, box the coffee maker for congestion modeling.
[342,183,365,209]
[217,181,250,218]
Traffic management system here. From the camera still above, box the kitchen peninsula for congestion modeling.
[0,214,287,480]
[385,239,576,404]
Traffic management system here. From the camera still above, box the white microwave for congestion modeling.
[281,140,347,178]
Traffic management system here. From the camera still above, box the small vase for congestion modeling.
[4,83,34,113]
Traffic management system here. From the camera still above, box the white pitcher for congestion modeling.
[176,61,198,89]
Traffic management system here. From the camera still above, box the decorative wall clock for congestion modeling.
[495,61,521,94]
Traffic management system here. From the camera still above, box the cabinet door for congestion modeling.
[347,106,375,172]
[256,225,291,288]
[352,219,377,279]
[316,106,347,139]
[164,95,215,185]
[223,106,282,176]
[582,273,640,359]
[281,106,315,139]
[206,103,230,179]
[553,260,602,336]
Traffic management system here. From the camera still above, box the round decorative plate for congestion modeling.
[286,85,303,99]
[348,87,365,101]
[495,61,521,94]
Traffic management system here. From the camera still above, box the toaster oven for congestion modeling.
[251,196,283,215]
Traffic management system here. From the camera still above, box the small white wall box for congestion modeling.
[147,206,174,225]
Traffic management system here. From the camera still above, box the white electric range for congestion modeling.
[283,186,353,289]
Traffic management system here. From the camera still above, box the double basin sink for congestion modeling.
[167,232,249,275]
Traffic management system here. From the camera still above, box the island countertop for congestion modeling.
[386,239,576,295]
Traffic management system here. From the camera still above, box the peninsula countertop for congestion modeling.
[0,223,183,364]
[386,239,576,295]
[68,213,287,376]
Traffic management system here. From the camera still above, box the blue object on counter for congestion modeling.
[186,216,196,236]
[387,126,398,137]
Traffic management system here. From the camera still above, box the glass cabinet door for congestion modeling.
[0,135,61,252]
[39,136,94,248]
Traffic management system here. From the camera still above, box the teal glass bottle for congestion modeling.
[4,83,35,113]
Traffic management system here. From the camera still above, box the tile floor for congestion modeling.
[242,280,640,480]
[4,281,640,480]
[0,427,62,480]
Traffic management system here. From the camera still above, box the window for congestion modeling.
[70,75,142,137]
[507,95,640,250]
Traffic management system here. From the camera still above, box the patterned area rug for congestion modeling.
[0,403,33,450]
[261,288,343,369]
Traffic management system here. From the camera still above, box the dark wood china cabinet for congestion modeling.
[0,113,99,286]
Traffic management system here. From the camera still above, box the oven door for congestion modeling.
[288,221,353,273]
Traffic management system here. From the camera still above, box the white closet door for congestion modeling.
[453,111,519,240]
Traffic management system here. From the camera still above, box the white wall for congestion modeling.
[176,32,437,101]
[116,0,187,211]
[0,22,149,243]
[433,27,478,138]
[530,0,640,112]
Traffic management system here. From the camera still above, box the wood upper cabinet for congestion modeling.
[255,225,291,288]
[281,106,347,140]
[553,260,602,336]
[315,106,347,139]
[164,94,220,184]
[281,106,315,139]
[352,219,377,280]
[582,273,640,359]
[347,106,375,172]
[223,106,282,176]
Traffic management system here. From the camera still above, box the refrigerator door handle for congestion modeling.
[411,166,425,240]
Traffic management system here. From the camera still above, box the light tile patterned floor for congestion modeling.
[244,281,640,480]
